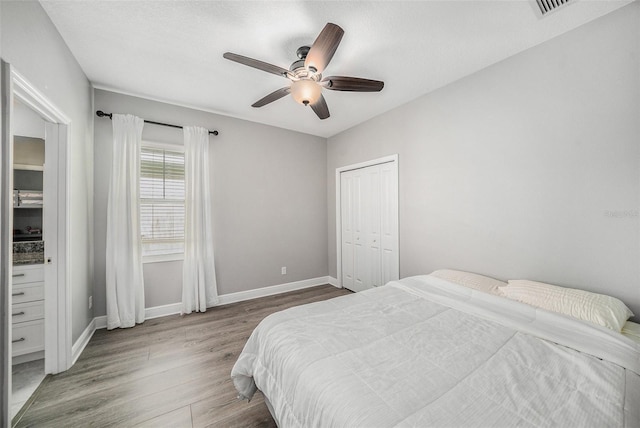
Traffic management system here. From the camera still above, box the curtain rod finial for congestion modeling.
[96,110,112,119]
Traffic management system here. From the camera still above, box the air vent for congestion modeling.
[536,0,571,16]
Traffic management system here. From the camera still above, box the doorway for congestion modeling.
[11,99,47,418]
[1,63,71,425]
[336,155,399,292]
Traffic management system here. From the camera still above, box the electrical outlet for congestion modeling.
[89,296,93,309]
[281,267,287,275]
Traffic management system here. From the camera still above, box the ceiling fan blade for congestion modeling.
[322,76,384,92]
[252,87,291,108]
[305,23,344,73]
[223,52,291,78]
[310,94,330,120]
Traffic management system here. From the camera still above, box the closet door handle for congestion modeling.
[12,292,25,297]
[12,338,25,343]
[12,311,25,317]
[12,273,25,277]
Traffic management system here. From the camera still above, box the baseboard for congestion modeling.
[93,301,183,330]
[71,318,96,365]
[92,276,334,331]
[216,276,333,306]
[146,302,183,319]
[328,276,340,287]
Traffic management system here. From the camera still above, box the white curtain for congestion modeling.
[182,126,218,314]
[105,114,145,329]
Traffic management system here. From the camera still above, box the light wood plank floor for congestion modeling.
[13,285,351,427]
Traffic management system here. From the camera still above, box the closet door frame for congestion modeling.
[336,154,398,289]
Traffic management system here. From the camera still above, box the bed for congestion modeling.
[231,274,640,427]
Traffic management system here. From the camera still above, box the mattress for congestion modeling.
[232,275,640,427]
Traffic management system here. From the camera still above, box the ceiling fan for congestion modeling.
[223,23,384,120]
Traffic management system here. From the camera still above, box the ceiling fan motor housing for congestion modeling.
[290,46,320,80]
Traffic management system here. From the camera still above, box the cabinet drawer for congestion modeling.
[11,301,44,324]
[12,319,44,356]
[12,265,44,285]
[12,282,44,304]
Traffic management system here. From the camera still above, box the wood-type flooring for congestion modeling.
[13,284,351,427]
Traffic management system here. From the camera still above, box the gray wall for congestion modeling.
[328,2,640,317]
[93,89,328,316]
[1,1,94,342]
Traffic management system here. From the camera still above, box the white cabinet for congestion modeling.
[340,161,399,292]
[12,282,45,305]
[12,320,45,356]
[12,264,44,284]
[12,264,45,357]
[11,301,45,323]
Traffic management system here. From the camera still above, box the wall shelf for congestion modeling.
[13,234,43,242]
[14,163,44,172]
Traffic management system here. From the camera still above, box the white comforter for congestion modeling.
[231,275,640,427]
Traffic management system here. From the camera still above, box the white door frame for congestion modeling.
[7,67,71,377]
[335,154,399,288]
[1,60,13,428]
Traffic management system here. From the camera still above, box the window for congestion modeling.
[140,143,185,261]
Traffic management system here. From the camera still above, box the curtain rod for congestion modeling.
[96,110,219,136]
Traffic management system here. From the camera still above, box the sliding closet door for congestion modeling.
[340,160,398,292]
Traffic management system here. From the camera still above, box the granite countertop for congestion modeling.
[13,240,44,266]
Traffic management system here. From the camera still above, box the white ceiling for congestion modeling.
[41,0,632,138]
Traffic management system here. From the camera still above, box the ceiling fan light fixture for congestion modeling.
[290,79,321,106]
[224,23,383,120]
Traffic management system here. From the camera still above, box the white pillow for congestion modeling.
[622,321,640,343]
[499,279,633,331]
[429,269,506,294]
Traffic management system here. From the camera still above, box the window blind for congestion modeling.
[140,146,185,257]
